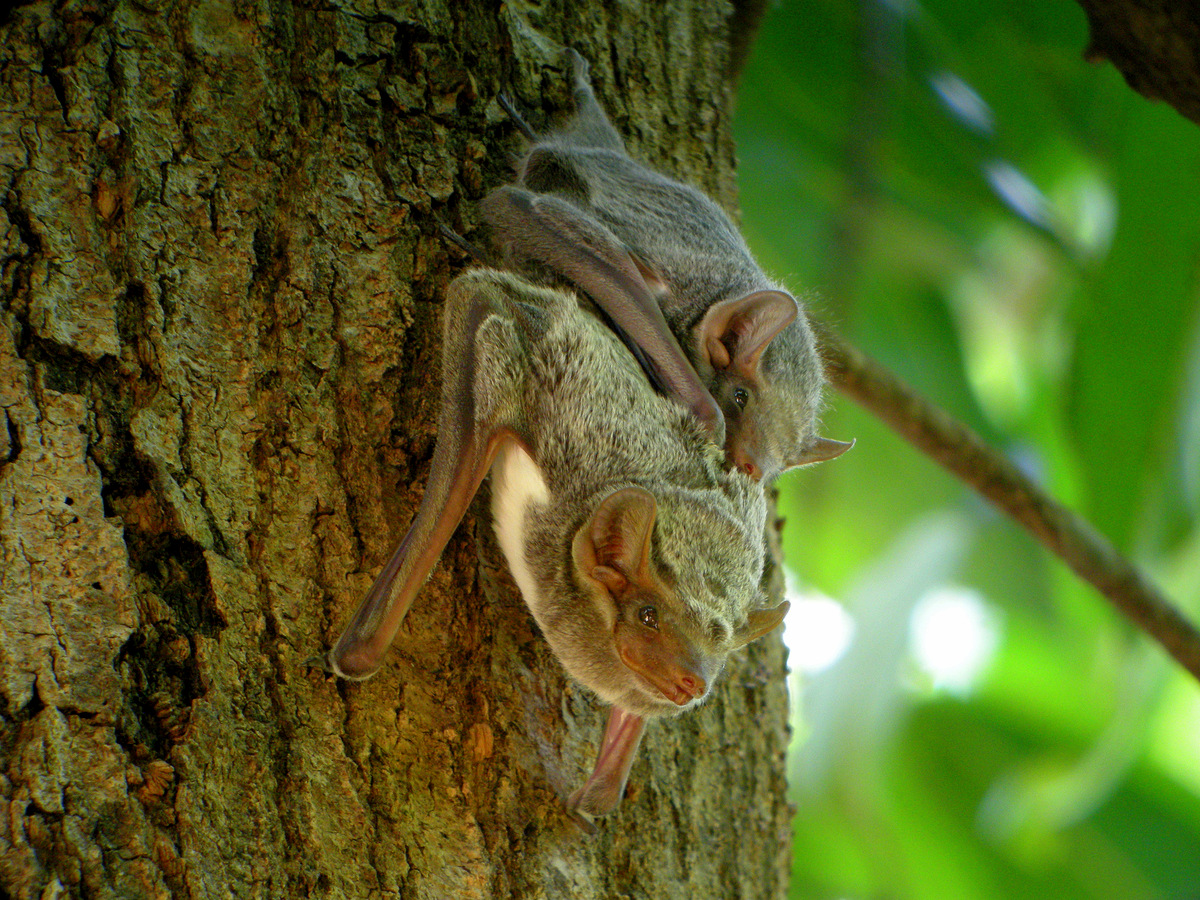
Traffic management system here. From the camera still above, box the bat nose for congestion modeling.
[671,670,706,704]
[731,449,759,481]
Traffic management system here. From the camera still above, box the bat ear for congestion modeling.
[698,290,797,376]
[731,600,790,649]
[573,486,657,595]
[790,436,855,468]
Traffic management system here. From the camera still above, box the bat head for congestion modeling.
[696,290,853,482]
[569,485,786,719]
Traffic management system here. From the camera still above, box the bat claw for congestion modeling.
[303,653,336,675]
[698,401,726,447]
[564,793,599,836]
[436,219,489,264]
[497,90,537,140]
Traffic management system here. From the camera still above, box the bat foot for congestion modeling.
[497,90,537,140]
[436,219,489,264]
[561,47,588,83]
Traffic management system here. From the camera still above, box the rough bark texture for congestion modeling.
[1076,0,1200,123]
[0,2,791,898]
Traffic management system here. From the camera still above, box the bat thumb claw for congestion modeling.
[303,653,336,675]
[564,793,599,836]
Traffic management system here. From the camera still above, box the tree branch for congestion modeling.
[1075,0,1200,125]
[814,321,1200,683]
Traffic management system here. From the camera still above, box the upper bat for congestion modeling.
[314,268,785,821]
[483,49,852,482]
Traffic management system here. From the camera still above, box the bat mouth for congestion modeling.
[653,676,703,706]
[633,679,697,713]
[613,621,710,711]
[617,653,706,707]
[611,671,706,720]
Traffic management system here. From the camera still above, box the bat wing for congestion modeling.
[566,706,647,830]
[483,185,725,444]
[316,275,527,680]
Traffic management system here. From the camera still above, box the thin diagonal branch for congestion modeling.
[814,321,1200,683]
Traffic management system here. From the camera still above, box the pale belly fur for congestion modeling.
[489,442,550,617]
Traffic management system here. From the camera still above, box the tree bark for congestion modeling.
[0,2,790,898]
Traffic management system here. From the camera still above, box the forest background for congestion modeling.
[741,1,1200,898]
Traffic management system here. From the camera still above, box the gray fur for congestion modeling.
[317,268,778,818]
[458,268,769,718]
[322,267,772,712]
[486,50,842,481]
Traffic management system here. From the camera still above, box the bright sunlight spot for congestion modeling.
[929,70,994,136]
[909,586,1000,694]
[783,579,856,675]
[983,159,1052,231]
[1150,677,1200,797]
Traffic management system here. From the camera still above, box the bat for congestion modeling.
[312,268,786,823]
[483,49,853,482]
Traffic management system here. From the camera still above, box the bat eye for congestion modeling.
[638,605,659,630]
[732,388,749,409]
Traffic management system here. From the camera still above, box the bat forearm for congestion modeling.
[322,278,512,680]
[567,707,647,831]
[324,426,488,679]
[483,186,725,443]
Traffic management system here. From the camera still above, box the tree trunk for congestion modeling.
[0,1,791,898]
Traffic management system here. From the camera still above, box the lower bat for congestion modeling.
[313,268,786,822]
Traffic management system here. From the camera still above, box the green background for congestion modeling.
[735,1,1200,897]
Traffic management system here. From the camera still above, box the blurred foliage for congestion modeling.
[734,0,1200,897]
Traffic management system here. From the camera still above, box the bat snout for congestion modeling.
[728,434,769,482]
[646,666,707,706]
[732,451,760,481]
[615,622,713,707]
[667,669,706,705]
